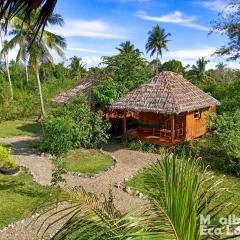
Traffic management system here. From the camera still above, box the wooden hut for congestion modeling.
[108,71,220,147]
[52,77,93,105]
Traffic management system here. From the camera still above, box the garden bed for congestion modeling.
[63,148,115,175]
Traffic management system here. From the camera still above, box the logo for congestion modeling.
[200,215,240,236]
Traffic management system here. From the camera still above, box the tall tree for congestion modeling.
[68,56,87,81]
[191,57,210,82]
[0,0,58,39]
[0,37,13,99]
[161,59,185,75]
[2,12,66,116]
[146,25,171,74]
[212,0,240,61]
[116,41,141,54]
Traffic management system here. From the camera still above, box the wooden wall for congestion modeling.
[139,112,168,128]
[185,106,216,141]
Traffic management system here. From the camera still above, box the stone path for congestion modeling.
[0,136,160,240]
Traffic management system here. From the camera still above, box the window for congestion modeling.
[194,111,201,120]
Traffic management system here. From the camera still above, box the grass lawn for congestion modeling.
[0,119,42,138]
[0,169,61,229]
[63,149,114,174]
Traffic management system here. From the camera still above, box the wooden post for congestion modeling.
[123,110,127,136]
[171,114,175,143]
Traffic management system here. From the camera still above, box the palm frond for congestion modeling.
[0,0,57,38]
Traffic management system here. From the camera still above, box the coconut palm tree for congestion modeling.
[0,20,13,100]
[68,56,87,81]
[146,25,171,74]
[40,153,234,239]
[116,41,141,54]
[192,57,210,82]
[0,38,14,100]
[2,12,66,116]
[0,0,58,38]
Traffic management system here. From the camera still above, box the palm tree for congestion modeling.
[68,56,87,81]
[0,38,14,100]
[0,0,58,38]
[116,41,141,54]
[40,153,234,239]
[192,57,210,82]
[0,20,13,99]
[146,25,171,74]
[2,12,66,116]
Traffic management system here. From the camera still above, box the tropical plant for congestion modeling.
[101,50,151,97]
[207,111,240,175]
[41,116,75,157]
[68,56,87,81]
[0,21,13,100]
[92,79,118,107]
[161,59,185,75]
[0,0,58,38]
[41,95,110,155]
[116,41,141,54]
[2,11,66,116]
[191,57,210,82]
[215,62,227,82]
[40,153,234,239]
[146,25,171,73]
[212,0,240,61]
[0,145,18,170]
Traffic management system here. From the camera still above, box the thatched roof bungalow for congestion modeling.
[52,78,93,105]
[109,71,219,147]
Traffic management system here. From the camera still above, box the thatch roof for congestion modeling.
[110,71,220,114]
[52,78,93,104]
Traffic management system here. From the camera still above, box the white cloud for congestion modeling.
[82,56,102,67]
[198,0,226,12]
[48,19,127,39]
[136,11,209,31]
[164,47,216,60]
[68,47,110,55]
[160,46,240,69]
[197,0,238,15]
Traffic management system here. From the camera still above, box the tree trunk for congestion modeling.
[6,57,13,99]
[76,69,81,81]
[35,65,46,116]
[26,65,29,83]
[156,52,159,74]
[0,33,13,99]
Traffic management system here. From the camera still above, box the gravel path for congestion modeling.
[0,136,53,186]
[0,137,160,240]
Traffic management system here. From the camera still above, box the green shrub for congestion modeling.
[0,145,18,170]
[41,95,110,157]
[208,111,240,166]
[90,111,111,148]
[92,79,118,107]
[41,117,74,157]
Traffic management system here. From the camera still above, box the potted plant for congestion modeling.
[0,145,20,175]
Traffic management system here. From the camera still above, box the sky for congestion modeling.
[8,0,240,69]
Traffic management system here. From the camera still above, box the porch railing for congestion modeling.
[137,127,184,140]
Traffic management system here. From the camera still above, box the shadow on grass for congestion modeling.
[17,123,42,136]
[0,179,24,191]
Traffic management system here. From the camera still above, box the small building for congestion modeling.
[108,71,220,147]
[52,77,93,105]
